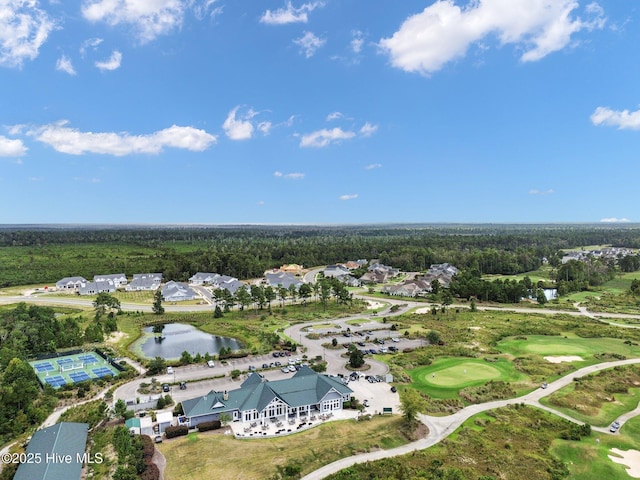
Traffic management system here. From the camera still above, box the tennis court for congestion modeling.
[30,351,119,388]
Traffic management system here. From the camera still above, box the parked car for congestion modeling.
[611,420,621,432]
[179,381,187,390]
[390,386,397,393]
[391,337,400,342]
[288,365,296,372]
[275,361,282,367]
[162,383,170,392]
[154,435,163,443]
[166,366,174,375]
[207,360,215,368]
[248,365,256,371]
[363,399,369,407]
[281,367,290,373]
[262,363,269,369]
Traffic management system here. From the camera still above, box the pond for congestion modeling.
[132,323,242,360]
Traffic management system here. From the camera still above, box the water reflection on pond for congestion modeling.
[134,323,241,360]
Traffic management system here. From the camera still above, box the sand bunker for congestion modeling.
[609,448,640,478]
[544,355,584,363]
[414,307,430,314]
[366,301,385,310]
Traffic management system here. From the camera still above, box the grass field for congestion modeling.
[551,415,640,479]
[408,357,524,399]
[159,416,409,480]
[540,364,640,427]
[498,334,640,362]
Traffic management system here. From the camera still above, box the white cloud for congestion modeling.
[0,0,56,68]
[351,30,364,53]
[82,0,186,43]
[223,106,255,140]
[300,127,355,148]
[56,55,76,75]
[257,121,272,135]
[326,112,343,121]
[260,1,324,25]
[294,31,325,58]
[590,106,640,130]
[274,171,304,179]
[257,200,265,205]
[529,188,554,195]
[365,163,382,170]
[95,50,122,71]
[193,0,222,21]
[80,37,103,57]
[339,194,358,201]
[359,122,378,137]
[600,217,631,223]
[379,0,606,75]
[29,121,217,155]
[0,135,27,157]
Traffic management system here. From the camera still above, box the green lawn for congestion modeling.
[408,357,524,399]
[498,334,640,362]
[551,415,640,479]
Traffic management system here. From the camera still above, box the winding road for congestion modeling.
[3,287,640,479]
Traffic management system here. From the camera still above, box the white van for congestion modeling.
[207,360,215,368]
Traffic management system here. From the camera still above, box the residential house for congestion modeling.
[14,422,88,480]
[323,264,351,278]
[162,281,198,302]
[55,277,87,291]
[265,271,303,290]
[181,366,352,428]
[125,273,163,291]
[189,272,220,285]
[78,279,117,295]
[93,273,127,287]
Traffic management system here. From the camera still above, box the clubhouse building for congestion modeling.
[181,366,353,428]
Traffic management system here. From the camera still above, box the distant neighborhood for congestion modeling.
[52,259,463,304]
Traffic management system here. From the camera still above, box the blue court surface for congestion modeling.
[92,367,114,378]
[31,352,119,388]
[44,376,67,388]
[69,371,91,382]
[34,362,55,372]
[78,354,99,364]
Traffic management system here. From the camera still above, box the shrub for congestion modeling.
[164,425,189,439]
[197,420,222,432]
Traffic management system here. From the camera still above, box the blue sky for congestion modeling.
[1,0,639,224]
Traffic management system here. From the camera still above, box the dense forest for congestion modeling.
[1,224,639,287]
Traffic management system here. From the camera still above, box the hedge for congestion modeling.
[197,420,222,432]
[164,425,189,439]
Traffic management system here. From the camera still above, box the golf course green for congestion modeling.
[408,357,523,398]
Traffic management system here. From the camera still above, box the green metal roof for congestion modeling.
[14,422,88,480]
[182,368,353,419]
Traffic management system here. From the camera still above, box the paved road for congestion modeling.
[301,357,640,480]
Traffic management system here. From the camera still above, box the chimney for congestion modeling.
[223,390,228,401]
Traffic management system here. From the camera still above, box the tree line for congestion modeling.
[1,224,640,287]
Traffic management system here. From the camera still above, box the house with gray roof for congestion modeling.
[265,271,303,290]
[93,273,127,287]
[181,366,352,428]
[162,281,198,302]
[125,273,162,291]
[14,422,88,480]
[78,279,116,295]
[189,272,220,285]
[323,264,351,278]
[55,277,87,291]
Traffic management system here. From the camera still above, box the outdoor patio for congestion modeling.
[231,409,359,438]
